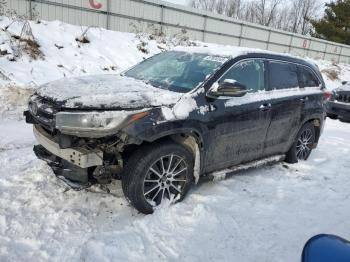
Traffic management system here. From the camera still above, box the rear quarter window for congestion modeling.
[298,66,320,88]
[269,62,299,90]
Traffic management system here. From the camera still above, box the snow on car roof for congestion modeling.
[173,45,319,70]
[173,45,285,58]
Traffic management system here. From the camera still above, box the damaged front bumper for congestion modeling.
[33,145,92,188]
[33,125,103,168]
[33,125,107,188]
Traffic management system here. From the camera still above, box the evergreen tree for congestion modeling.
[311,0,350,44]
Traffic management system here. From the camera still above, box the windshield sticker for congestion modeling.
[203,56,228,63]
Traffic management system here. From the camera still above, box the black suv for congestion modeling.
[24,47,326,214]
[326,81,350,122]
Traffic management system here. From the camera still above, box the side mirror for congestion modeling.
[342,81,348,85]
[208,79,247,98]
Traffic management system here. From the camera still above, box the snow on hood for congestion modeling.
[335,83,350,92]
[36,74,183,109]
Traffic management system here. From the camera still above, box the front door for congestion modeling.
[203,59,272,173]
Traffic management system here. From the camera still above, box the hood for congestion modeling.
[36,74,183,109]
[335,83,350,93]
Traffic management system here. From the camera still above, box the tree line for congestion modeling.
[189,0,350,45]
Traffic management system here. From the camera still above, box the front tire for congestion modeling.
[122,142,194,214]
[285,122,316,163]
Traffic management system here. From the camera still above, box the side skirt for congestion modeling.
[202,154,285,182]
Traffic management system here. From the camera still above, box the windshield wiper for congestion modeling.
[145,79,168,90]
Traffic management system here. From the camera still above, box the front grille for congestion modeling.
[29,95,57,129]
[336,93,350,103]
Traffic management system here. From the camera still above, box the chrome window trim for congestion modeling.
[214,57,323,91]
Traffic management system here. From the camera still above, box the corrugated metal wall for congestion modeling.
[7,0,350,63]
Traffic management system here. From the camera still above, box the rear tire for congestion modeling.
[285,122,316,163]
[122,142,194,214]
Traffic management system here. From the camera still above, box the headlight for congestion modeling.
[55,110,149,137]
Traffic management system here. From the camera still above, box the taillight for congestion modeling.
[323,91,332,101]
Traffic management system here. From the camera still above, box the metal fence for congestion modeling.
[7,0,350,63]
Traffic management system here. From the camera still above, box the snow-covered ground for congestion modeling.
[1,16,350,262]
[1,117,350,262]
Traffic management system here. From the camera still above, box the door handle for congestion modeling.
[259,103,271,111]
[300,96,309,103]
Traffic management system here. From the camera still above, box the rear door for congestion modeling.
[297,65,323,122]
[203,59,272,173]
[263,61,303,156]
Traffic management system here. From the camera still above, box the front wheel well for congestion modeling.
[163,132,202,183]
[121,132,202,181]
[121,131,202,161]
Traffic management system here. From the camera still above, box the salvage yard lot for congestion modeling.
[0,118,349,262]
[1,16,350,262]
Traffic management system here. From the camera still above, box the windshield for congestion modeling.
[125,51,228,93]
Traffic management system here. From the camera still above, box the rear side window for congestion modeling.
[298,66,320,88]
[219,59,265,92]
[269,62,299,90]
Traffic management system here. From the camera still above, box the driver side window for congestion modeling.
[219,59,265,92]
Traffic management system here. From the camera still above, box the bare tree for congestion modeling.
[242,1,256,23]
[226,0,242,18]
[215,0,227,14]
[189,0,216,11]
[275,6,290,31]
[188,0,321,35]
[285,0,321,34]
[300,0,321,35]
[255,0,283,27]
[0,0,7,16]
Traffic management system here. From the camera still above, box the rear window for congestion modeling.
[269,62,299,90]
[298,66,320,88]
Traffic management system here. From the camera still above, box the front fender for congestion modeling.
[126,117,205,145]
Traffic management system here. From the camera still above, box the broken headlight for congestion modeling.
[55,110,149,137]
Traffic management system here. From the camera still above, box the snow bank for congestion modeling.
[313,59,350,90]
[0,17,151,86]
[0,16,164,117]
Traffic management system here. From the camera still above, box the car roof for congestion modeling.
[173,45,321,80]
[173,45,318,70]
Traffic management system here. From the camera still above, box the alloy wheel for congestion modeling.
[143,154,188,206]
[296,128,313,160]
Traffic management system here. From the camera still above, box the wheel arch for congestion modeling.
[139,129,204,181]
[301,117,322,145]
